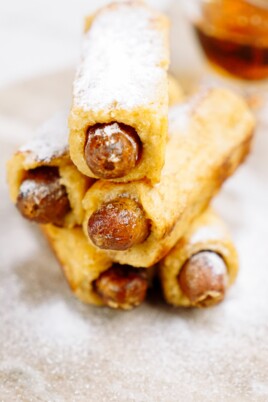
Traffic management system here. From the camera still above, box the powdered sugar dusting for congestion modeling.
[73,2,168,111]
[191,251,227,277]
[168,103,192,133]
[2,94,268,401]
[20,111,69,163]
[19,180,50,199]
[168,87,211,134]
[190,225,225,245]
[19,178,62,203]
[96,122,122,137]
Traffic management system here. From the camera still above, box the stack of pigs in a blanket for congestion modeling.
[7,2,255,310]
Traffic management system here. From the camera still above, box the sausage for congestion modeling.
[178,251,228,307]
[87,197,150,250]
[84,122,141,179]
[16,166,70,225]
[93,265,148,309]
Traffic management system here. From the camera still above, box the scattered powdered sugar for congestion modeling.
[18,178,64,206]
[191,251,227,277]
[19,179,54,202]
[95,122,121,138]
[2,121,268,401]
[168,103,192,134]
[92,122,138,163]
[2,93,268,401]
[20,111,69,164]
[73,2,168,112]
[190,225,225,245]
[168,87,211,134]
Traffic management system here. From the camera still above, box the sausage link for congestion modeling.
[84,122,141,179]
[16,167,70,225]
[87,197,150,250]
[178,251,228,307]
[94,265,148,309]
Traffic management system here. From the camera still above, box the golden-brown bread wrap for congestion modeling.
[7,112,92,228]
[82,87,255,267]
[42,224,154,310]
[69,1,170,183]
[6,76,181,229]
[158,208,239,307]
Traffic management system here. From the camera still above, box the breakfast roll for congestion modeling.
[7,113,92,228]
[69,1,170,183]
[42,224,153,310]
[158,208,239,308]
[82,87,254,267]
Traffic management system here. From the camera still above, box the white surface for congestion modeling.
[0,0,200,89]
[0,0,108,87]
[0,0,201,147]
[1,1,268,401]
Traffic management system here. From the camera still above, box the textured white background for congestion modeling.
[0,0,199,88]
[1,1,268,401]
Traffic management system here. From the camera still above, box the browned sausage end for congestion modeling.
[178,251,228,307]
[84,122,141,179]
[16,166,70,225]
[93,264,148,309]
[87,197,150,250]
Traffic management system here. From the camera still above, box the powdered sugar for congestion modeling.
[190,250,227,277]
[190,225,225,245]
[19,180,53,202]
[2,122,268,400]
[18,178,65,205]
[168,87,211,134]
[2,80,267,400]
[73,2,168,112]
[20,111,69,164]
[1,26,268,400]
[168,103,192,133]
[95,122,122,137]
